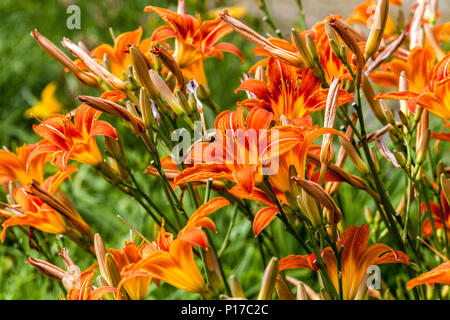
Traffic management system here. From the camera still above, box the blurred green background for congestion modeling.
[0,0,448,300]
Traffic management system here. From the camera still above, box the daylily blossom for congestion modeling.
[25,82,63,119]
[29,91,123,170]
[121,197,229,295]
[407,261,450,290]
[0,143,48,185]
[421,191,450,238]
[78,27,153,79]
[237,57,353,123]
[145,6,243,85]
[1,166,77,241]
[278,224,409,299]
[347,0,400,39]
[374,48,450,117]
[175,107,304,195]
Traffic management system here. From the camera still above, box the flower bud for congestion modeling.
[79,95,146,136]
[149,70,185,116]
[361,77,388,124]
[151,45,185,91]
[305,34,319,62]
[62,38,126,91]
[339,137,369,175]
[365,0,389,60]
[275,275,295,300]
[399,71,409,116]
[229,275,245,298]
[325,21,341,60]
[139,88,154,130]
[220,11,305,68]
[416,111,430,165]
[94,233,109,285]
[129,46,159,100]
[291,29,315,68]
[31,30,98,87]
[257,257,278,300]
[441,173,450,206]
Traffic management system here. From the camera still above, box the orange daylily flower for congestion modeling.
[145,6,243,85]
[29,91,123,170]
[279,224,409,299]
[347,0,400,39]
[175,107,304,195]
[77,27,152,79]
[110,240,153,300]
[1,166,77,241]
[112,197,229,294]
[375,48,450,117]
[178,197,230,248]
[421,191,450,238]
[134,238,207,294]
[67,269,116,300]
[0,143,48,185]
[237,58,353,123]
[249,17,353,84]
[407,261,450,290]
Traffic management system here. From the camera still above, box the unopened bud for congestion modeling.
[257,257,278,300]
[139,88,154,129]
[275,275,295,300]
[291,29,314,68]
[229,275,245,298]
[151,45,185,90]
[441,174,450,206]
[220,11,305,68]
[339,137,369,175]
[365,0,389,60]
[393,150,407,168]
[149,70,185,116]
[305,34,319,62]
[399,71,409,116]
[129,46,159,100]
[325,21,341,60]
[370,146,380,173]
[364,206,373,223]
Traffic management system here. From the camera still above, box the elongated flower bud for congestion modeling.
[149,70,185,116]
[324,21,341,59]
[364,0,389,60]
[339,137,370,175]
[62,38,126,91]
[229,275,245,298]
[151,45,185,91]
[31,30,98,87]
[441,174,450,206]
[399,71,409,116]
[305,34,319,62]
[26,256,71,281]
[319,77,341,184]
[220,11,305,68]
[79,96,146,135]
[257,257,278,300]
[139,88,154,130]
[294,178,342,224]
[291,29,315,68]
[129,46,159,100]
[329,17,365,83]
[416,110,430,165]
[94,233,110,286]
[361,77,387,124]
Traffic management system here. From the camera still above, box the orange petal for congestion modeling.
[253,207,278,236]
[407,262,450,290]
